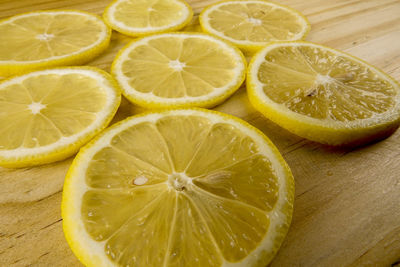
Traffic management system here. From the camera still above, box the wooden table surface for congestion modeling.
[1,0,400,266]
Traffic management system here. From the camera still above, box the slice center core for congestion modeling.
[169,60,186,71]
[36,33,55,41]
[315,74,335,85]
[247,17,262,26]
[168,173,191,191]
[28,102,46,114]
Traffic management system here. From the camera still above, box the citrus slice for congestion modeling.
[112,32,246,108]
[199,0,310,53]
[0,67,121,168]
[0,10,111,77]
[247,41,400,146]
[62,108,294,267]
[103,0,193,37]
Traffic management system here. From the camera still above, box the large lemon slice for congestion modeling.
[0,67,121,168]
[103,0,193,37]
[0,10,111,77]
[62,108,294,267]
[112,32,246,108]
[200,0,310,53]
[247,41,400,146]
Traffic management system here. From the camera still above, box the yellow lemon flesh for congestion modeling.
[0,67,121,168]
[103,0,193,37]
[200,0,310,53]
[247,41,400,146]
[62,109,294,267]
[0,10,111,77]
[112,33,246,108]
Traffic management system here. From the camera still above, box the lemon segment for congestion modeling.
[0,10,111,77]
[62,109,294,267]
[0,67,121,168]
[200,0,310,53]
[247,41,400,145]
[112,33,246,108]
[103,0,193,37]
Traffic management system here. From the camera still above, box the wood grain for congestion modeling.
[0,0,400,266]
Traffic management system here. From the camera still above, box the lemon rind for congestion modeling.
[247,41,400,145]
[0,10,112,77]
[0,66,121,168]
[62,108,294,267]
[199,0,311,53]
[111,32,247,109]
[103,0,193,37]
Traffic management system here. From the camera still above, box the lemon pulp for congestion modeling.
[0,11,110,76]
[112,33,246,108]
[0,67,120,167]
[247,42,400,145]
[200,0,309,52]
[62,109,294,266]
[262,45,397,120]
[103,0,193,36]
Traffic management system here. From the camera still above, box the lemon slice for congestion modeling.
[0,10,111,77]
[247,41,400,146]
[0,67,121,168]
[199,0,310,53]
[103,0,193,37]
[62,108,294,267]
[112,32,246,108]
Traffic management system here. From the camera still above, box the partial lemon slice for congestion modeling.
[112,32,246,108]
[103,0,193,37]
[199,0,310,53]
[247,41,400,146]
[62,108,294,267]
[0,67,121,168]
[0,10,111,77]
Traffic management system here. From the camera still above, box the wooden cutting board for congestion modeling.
[1,0,400,266]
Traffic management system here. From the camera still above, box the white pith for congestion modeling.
[62,109,293,267]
